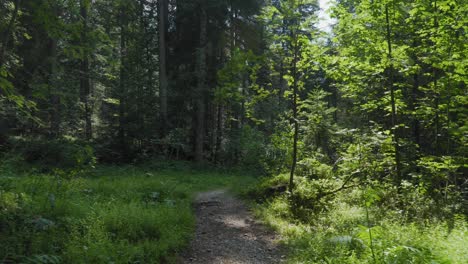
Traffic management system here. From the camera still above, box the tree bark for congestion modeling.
[159,0,169,135]
[80,0,92,140]
[289,30,299,194]
[215,103,224,163]
[119,5,127,158]
[46,3,62,138]
[195,0,207,163]
[433,0,440,154]
[214,46,225,164]
[385,4,402,182]
[48,37,60,138]
[412,72,420,147]
[146,1,156,134]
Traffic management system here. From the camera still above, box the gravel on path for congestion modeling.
[179,190,285,264]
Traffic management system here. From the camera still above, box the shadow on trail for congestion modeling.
[179,190,285,264]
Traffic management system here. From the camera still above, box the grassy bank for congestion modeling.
[0,164,256,263]
[251,175,467,264]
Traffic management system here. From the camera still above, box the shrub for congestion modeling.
[247,173,289,201]
[239,125,267,170]
[223,125,268,172]
[2,137,96,175]
[289,176,338,220]
[296,155,333,179]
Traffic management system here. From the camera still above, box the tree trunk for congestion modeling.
[159,0,168,134]
[433,0,440,155]
[80,0,92,140]
[215,103,224,163]
[228,3,242,163]
[289,31,299,194]
[46,3,62,138]
[146,2,156,134]
[214,47,225,164]
[412,72,420,147]
[411,37,420,147]
[195,0,207,163]
[119,5,127,158]
[48,37,60,138]
[385,4,402,183]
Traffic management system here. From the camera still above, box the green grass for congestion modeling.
[0,164,257,263]
[251,177,468,264]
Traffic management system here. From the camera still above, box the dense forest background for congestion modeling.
[1,0,466,197]
[0,0,467,262]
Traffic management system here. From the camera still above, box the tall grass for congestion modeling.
[252,176,467,264]
[0,164,257,263]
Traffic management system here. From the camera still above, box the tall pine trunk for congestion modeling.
[47,3,61,138]
[195,0,207,163]
[119,5,127,158]
[214,39,225,164]
[289,30,299,193]
[433,0,440,154]
[385,3,402,182]
[159,0,168,134]
[410,34,420,147]
[80,0,92,140]
[48,38,60,138]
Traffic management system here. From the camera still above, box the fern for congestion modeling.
[24,255,61,264]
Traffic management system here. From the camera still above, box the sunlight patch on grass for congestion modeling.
[0,165,257,263]
[254,193,468,264]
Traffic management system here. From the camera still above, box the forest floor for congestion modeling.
[180,189,285,264]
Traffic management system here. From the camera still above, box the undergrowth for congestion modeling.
[0,164,256,263]
[251,174,467,264]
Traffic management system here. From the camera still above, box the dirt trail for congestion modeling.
[180,190,285,264]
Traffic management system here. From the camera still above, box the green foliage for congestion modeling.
[24,255,61,264]
[253,183,468,263]
[2,137,96,175]
[289,175,337,218]
[237,125,267,170]
[327,235,366,256]
[216,49,259,103]
[247,173,289,201]
[300,90,336,150]
[64,202,192,263]
[0,166,257,263]
[335,128,397,184]
[1,0,467,261]
[296,156,333,179]
[263,117,293,174]
[383,245,432,264]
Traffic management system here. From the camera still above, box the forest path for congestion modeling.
[179,189,285,264]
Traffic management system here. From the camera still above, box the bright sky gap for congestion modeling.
[317,0,336,33]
